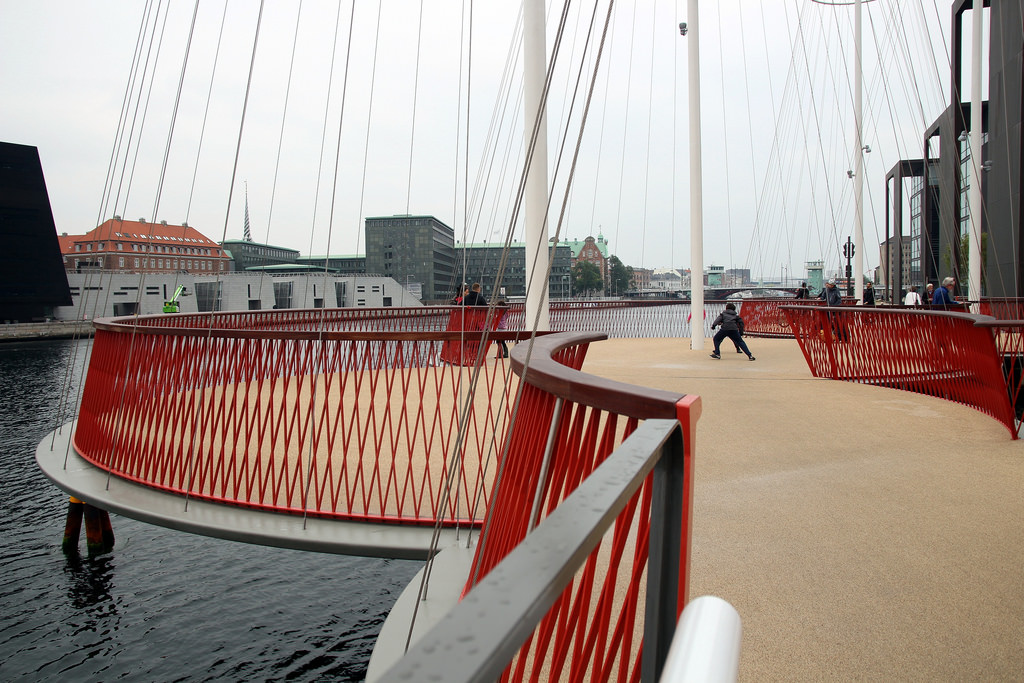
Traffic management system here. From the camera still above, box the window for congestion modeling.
[118,257,125,268]
[134,258,139,268]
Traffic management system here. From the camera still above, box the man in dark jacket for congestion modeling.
[463,282,487,306]
[709,303,755,361]
[820,278,843,307]
[820,278,847,341]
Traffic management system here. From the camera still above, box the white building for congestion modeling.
[57,272,422,321]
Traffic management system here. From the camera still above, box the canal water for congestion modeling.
[0,339,419,681]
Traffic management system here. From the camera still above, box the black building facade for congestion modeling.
[0,142,71,322]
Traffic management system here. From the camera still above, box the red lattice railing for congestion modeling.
[736,298,827,337]
[782,305,1018,438]
[462,333,700,681]
[74,309,704,681]
[74,313,525,525]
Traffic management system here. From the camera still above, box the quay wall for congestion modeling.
[1,321,94,342]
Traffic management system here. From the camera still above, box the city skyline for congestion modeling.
[2,1,954,280]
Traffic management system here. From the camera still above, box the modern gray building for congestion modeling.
[295,254,367,276]
[885,0,1022,300]
[365,215,455,302]
[456,242,574,300]
[221,239,299,272]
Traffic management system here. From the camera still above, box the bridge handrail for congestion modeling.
[441,332,702,680]
[379,417,717,683]
[780,305,1018,438]
[72,311,530,526]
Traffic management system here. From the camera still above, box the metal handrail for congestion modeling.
[377,418,700,682]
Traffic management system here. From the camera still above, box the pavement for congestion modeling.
[580,337,1024,682]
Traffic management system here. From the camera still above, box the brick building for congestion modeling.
[60,217,230,275]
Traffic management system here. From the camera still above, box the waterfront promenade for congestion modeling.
[581,337,1023,681]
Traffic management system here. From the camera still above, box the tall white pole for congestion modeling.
[853,0,864,303]
[688,0,704,350]
[524,0,550,330]
[968,0,983,310]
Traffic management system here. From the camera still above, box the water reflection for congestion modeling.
[62,553,118,619]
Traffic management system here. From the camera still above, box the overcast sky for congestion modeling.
[2,1,958,280]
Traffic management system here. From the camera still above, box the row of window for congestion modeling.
[74,242,216,256]
[69,256,225,272]
[114,231,205,243]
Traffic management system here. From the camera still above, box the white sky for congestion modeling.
[1,1,958,280]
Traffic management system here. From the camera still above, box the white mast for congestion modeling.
[687,0,704,350]
[524,0,550,330]
[968,0,983,310]
[853,0,864,303]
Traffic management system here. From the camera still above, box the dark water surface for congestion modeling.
[0,339,419,681]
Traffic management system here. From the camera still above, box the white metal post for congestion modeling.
[524,0,550,330]
[688,0,704,350]
[853,0,864,303]
[968,0,983,310]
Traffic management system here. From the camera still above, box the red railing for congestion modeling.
[509,300,729,338]
[74,313,526,525]
[736,298,827,337]
[74,307,704,681]
[782,305,1018,438]
[973,317,1024,435]
[462,332,701,681]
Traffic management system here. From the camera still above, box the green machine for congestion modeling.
[163,285,185,313]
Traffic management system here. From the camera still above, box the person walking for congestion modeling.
[820,278,843,307]
[903,285,922,306]
[933,277,957,308]
[494,299,509,358]
[862,281,876,306]
[463,282,487,306]
[709,303,755,361]
[820,278,847,341]
[795,282,810,299]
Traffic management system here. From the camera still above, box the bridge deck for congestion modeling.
[581,337,1023,681]
[38,336,1023,680]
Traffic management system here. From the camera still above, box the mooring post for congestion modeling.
[83,503,115,556]
[62,496,84,553]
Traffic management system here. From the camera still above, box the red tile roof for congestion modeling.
[60,218,228,258]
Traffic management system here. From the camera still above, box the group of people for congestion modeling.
[450,283,509,358]
[800,277,960,309]
[902,277,959,308]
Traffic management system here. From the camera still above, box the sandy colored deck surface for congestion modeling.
[580,337,1023,682]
